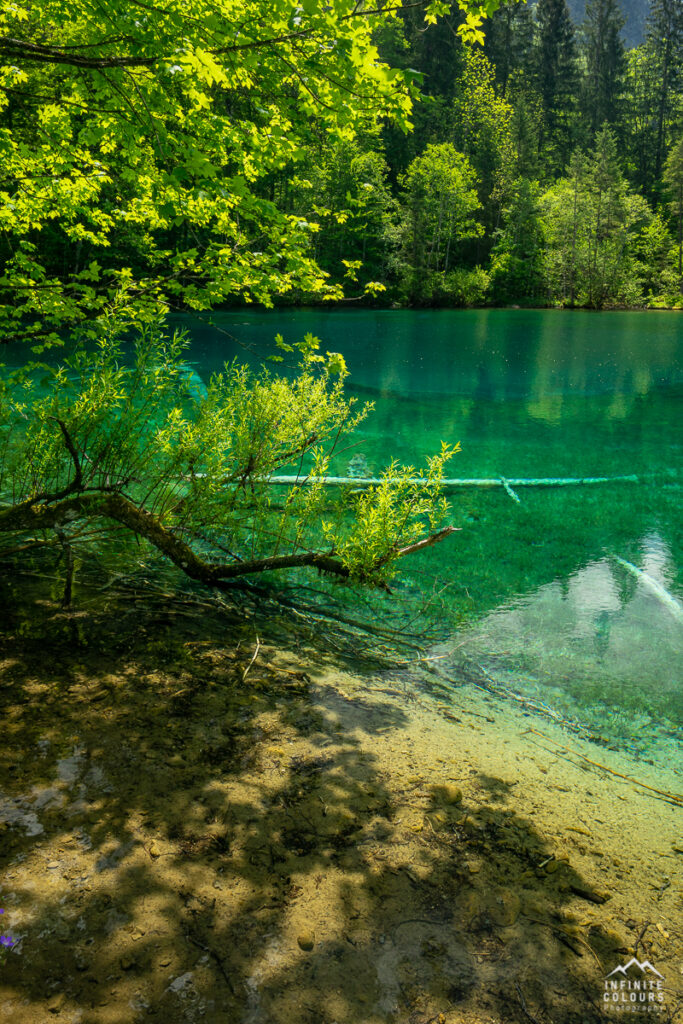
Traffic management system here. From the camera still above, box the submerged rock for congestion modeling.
[347,453,370,479]
[297,930,315,951]
[47,992,66,1014]
[431,783,462,806]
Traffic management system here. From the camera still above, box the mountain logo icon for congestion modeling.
[605,958,664,980]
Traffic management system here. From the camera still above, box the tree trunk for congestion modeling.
[0,492,458,586]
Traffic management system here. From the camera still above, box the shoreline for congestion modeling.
[192,302,683,316]
[0,587,680,1023]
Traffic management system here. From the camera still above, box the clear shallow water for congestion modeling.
[178,309,683,754]
[5,308,682,754]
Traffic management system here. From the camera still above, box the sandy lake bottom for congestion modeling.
[0,583,681,1024]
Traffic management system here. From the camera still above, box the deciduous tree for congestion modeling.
[391,142,483,300]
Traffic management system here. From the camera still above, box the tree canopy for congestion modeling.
[5,0,680,323]
[0,0,505,351]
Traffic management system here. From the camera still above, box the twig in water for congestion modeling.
[185,931,237,994]
[242,635,261,681]
[523,916,602,969]
[634,922,651,959]
[525,728,683,806]
[514,982,546,1024]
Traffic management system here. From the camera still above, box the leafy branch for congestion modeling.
[0,330,457,590]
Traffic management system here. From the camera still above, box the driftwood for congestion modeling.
[267,474,639,491]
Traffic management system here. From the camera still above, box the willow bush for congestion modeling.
[0,330,457,589]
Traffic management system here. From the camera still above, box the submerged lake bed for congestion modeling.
[0,583,680,1023]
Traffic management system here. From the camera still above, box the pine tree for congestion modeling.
[535,0,580,171]
[622,43,663,194]
[509,89,543,177]
[484,1,535,97]
[646,0,683,180]
[582,0,626,135]
[663,139,683,284]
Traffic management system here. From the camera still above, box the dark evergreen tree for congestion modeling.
[535,0,580,171]
[646,0,683,180]
[508,86,544,177]
[402,10,464,102]
[581,0,626,135]
[484,0,535,96]
[622,43,664,195]
[375,11,465,180]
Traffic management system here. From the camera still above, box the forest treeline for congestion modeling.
[3,0,682,317]
[284,0,683,309]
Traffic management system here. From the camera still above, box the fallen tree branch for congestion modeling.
[501,477,521,503]
[395,525,459,558]
[612,554,683,621]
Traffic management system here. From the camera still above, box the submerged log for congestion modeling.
[613,555,683,622]
[267,474,639,491]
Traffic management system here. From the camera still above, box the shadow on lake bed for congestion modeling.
[0,578,681,1024]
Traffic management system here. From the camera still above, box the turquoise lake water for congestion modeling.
[178,309,683,758]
